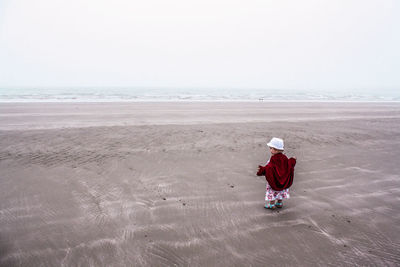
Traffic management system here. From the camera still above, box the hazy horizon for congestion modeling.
[1,0,399,92]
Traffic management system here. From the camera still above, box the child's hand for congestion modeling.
[257,165,265,176]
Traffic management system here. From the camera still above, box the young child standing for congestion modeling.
[257,137,296,209]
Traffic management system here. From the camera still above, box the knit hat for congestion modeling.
[267,137,284,150]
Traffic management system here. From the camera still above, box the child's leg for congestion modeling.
[276,189,289,208]
[265,184,276,209]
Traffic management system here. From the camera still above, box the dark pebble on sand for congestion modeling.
[182,203,186,206]
[162,197,166,200]
[230,185,234,188]
[347,220,351,223]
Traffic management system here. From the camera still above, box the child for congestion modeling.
[257,137,296,209]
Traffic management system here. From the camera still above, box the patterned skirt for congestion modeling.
[265,184,290,201]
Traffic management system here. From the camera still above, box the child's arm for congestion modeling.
[257,158,270,176]
[257,165,266,176]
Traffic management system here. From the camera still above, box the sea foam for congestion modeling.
[0,87,399,102]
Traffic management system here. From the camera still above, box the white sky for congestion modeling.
[0,0,399,91]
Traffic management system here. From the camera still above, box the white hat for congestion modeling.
[267,137,284,150]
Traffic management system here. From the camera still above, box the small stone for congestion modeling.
[182,203,186,206]
[347,220,351,223]
[162,197,166,200]
[230,185,234,188]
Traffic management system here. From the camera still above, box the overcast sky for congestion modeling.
[0,0,399,91]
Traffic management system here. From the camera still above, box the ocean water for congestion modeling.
[0,87,399,102]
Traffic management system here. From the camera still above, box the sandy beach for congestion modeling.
[1,102,400,266]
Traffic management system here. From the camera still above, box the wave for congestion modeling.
[0,87,399,102]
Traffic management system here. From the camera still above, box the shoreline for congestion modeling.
[1,101,400,131]
[1,100,400,103]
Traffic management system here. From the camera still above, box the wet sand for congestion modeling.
[1,102,400,266]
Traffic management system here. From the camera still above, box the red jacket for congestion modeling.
[257,153,296,191]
